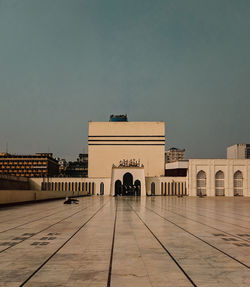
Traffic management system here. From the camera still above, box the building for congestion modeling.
[188,159,250,196]
[61,154,88,177]
[29,116,250,197]
[227,144,250,159]
[0,153,59,177]
[165,147,185,163]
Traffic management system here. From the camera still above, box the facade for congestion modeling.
[188,159,250,196]
[227,144,250,159]
[0,153,59,178]
[165,147,185,163]
[88,121,165,178]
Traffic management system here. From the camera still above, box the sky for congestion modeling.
[0,0,250,160]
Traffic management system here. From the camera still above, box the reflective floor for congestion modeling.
[0,196,250,286]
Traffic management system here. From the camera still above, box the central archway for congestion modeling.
[122,172,134,196]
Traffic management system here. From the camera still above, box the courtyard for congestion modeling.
[0,196,249,286]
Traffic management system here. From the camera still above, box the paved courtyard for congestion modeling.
[0,196,249,287]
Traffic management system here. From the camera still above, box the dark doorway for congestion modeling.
[151,182,155,196]
[115,180,122,196]
[100,182,104,195]
[134,180,141,196]
[123,173,135,196]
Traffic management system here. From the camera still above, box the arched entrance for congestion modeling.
[115,180,122,196]
[134,180,141,196]
[100,182,104,195]
[151,182,155,196]
[122,172,134,196]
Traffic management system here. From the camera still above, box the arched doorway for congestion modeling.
[151,182,155,196]
[100,182,104,195]
[115,180,122,196]
[234,171,243,196]
[134,180,141,196]
[123,172,134,196]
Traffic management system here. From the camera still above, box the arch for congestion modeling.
[58,182,61,191]
[100,182,104,195]
[61,182,64,191]
[123,173,133,187]
[161,182,164,195]
[41,182,45,191]
[65,182,68,191]
[88,182,91,195]
[234,170,243,196]
[54,182,57,191]
[168,182,170,196]
[85,182,88,193]
[164,182,166,196]
[92,182,95,195]
[75,182,78,192]
[197,170,206,196]
[151,182,155,196]
[215,170,225,196]
[51,182,54,191]
[115,180,122,196]
[134,180,141,196]
[82,182,85,192]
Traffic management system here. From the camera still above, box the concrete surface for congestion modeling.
[0,196,249,286]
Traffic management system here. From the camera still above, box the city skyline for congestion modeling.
[0,0,250,160]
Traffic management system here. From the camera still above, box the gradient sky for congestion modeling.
[0,0,250,160]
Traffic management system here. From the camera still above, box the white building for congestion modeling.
[227,144,250,159]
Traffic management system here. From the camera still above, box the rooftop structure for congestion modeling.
[109,114,128,122]
[227,144,250,159]
[165,147,185,163]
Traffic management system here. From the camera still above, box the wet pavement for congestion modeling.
[0,196,249,286]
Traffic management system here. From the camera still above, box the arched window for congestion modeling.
[197,171,206,196]
[234,171,243,196]
[100,182,104,195]
[215,171,225,196]
[151,182,155,196]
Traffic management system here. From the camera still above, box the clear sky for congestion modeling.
[0,0,249,160]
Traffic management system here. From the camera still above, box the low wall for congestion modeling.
[0,175,30,190]
[0,189,88,205]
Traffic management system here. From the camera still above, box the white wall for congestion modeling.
[188,159,250,196]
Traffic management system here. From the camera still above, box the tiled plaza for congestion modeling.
[0,196,250,286]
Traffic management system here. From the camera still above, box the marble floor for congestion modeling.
[0,196,249,286]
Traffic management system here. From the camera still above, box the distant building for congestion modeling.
[61,154,88,177]
[227,144,250,159]
[0,153,59,177]
[165,147,185,163]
